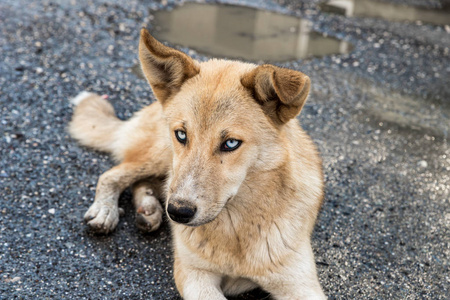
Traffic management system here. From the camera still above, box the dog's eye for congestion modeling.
[221,139,241,152]
[175,130,187,144]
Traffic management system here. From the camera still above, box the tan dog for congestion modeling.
[69,28,325,299]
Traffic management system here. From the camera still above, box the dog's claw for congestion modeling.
[84,214,95,221]
[136,214,154,231]
[135,202,163,232]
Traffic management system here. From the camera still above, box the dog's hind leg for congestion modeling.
[131,178,165,232]
[84,161,158,234]
[70,92,171,233]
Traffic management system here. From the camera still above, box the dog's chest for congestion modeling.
[176,217,295,276]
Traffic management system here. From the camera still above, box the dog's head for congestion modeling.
[139,29,310,226]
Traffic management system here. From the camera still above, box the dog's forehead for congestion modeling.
[194,80,251,129]
[169,60,259,129]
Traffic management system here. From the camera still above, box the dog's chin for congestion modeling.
[181,217,216,227]
[184,208,227,226]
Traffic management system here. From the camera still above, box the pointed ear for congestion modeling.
[139,28,200,103]
[241,65,311,124]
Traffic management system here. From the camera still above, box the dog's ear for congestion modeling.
[139,28,200,103]
[241,65,311,124]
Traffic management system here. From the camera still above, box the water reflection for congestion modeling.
[151,3,352,62]
[320,0,449,25]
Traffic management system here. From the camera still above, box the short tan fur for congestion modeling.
[69,28,325,299]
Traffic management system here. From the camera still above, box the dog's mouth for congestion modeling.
[168,195,235,227]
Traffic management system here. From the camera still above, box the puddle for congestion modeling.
[320,0,450,26]
[356,81,449,139]
[150,3,352,62]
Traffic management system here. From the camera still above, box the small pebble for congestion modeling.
[418,160,428,168]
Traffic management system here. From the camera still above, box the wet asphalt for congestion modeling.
[0,0,449,299]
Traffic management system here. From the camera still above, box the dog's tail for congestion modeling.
[69,91,123,159]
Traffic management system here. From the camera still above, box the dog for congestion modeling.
[69,28,326,299]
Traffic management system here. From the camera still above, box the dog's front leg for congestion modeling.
[84,162,154,233]
[255,242,326,300]
[174,259,226,300]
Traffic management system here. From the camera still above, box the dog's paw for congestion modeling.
[84,202,120,234]
[135,196,163,232]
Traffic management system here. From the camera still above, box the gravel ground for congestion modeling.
[1,0,449,299]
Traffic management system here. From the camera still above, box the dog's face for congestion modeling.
[138,29,310,226]
[163,61,279,226]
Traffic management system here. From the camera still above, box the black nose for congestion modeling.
[167,201,197,224]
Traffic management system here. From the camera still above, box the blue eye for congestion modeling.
[221,139,241,151]
[175,130,187,144]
